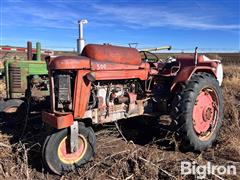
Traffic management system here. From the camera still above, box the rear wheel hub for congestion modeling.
[203,106,213,122]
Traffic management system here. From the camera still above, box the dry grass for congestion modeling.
[222,66,240,128]
[0,79,6,100]
[217,65,240,171]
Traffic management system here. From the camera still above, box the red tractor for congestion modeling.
[42,44,223,174]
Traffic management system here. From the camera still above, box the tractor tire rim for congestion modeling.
[57,134,87,164]
[193,87,219,141]
[4,107,18,113]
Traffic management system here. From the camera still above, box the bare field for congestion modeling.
[0,64,239,179]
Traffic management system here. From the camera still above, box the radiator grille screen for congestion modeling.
[9,67,21,89]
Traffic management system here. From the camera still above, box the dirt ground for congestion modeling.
[0,65,239,180]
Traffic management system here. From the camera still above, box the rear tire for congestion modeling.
[42,122,96,175]
[171,72,223,151]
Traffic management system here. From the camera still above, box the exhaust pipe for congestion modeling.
[36,42,41,61]
[77,19,88,55]
[27,41,32,60]
[194,47,198,66]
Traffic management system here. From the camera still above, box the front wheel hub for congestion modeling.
[57,135,87,164]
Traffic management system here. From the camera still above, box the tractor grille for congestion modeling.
[54,74,72,102]
[53,73,73,111]
[9,67,21,89]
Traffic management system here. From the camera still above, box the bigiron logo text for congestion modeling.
[181,161,236,179]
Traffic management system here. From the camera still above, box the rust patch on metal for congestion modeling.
[42,111,74,129]
[49,56,91,70]
[73,70,91,118]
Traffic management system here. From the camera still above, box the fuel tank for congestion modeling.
[82,44,142,65]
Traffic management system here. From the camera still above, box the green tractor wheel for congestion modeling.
[0,99,27,126]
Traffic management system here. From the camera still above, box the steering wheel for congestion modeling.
[139,51,163,63]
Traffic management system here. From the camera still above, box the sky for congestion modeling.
[0,0,239,52]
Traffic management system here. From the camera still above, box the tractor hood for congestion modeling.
[49,56,91,70]
[49,44,143,70]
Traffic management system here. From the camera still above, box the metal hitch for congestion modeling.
[69,121,79,153]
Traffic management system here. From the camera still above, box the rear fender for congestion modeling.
[170,66,217,91]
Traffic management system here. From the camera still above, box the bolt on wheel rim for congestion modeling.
[4,107,18,113]
[57,134,87,164]
[192,88,219,141]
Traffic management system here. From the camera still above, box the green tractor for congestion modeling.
[0,42,51,123]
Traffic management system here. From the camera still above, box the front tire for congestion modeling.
[171,72,223,151]
[42,122,96,175]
